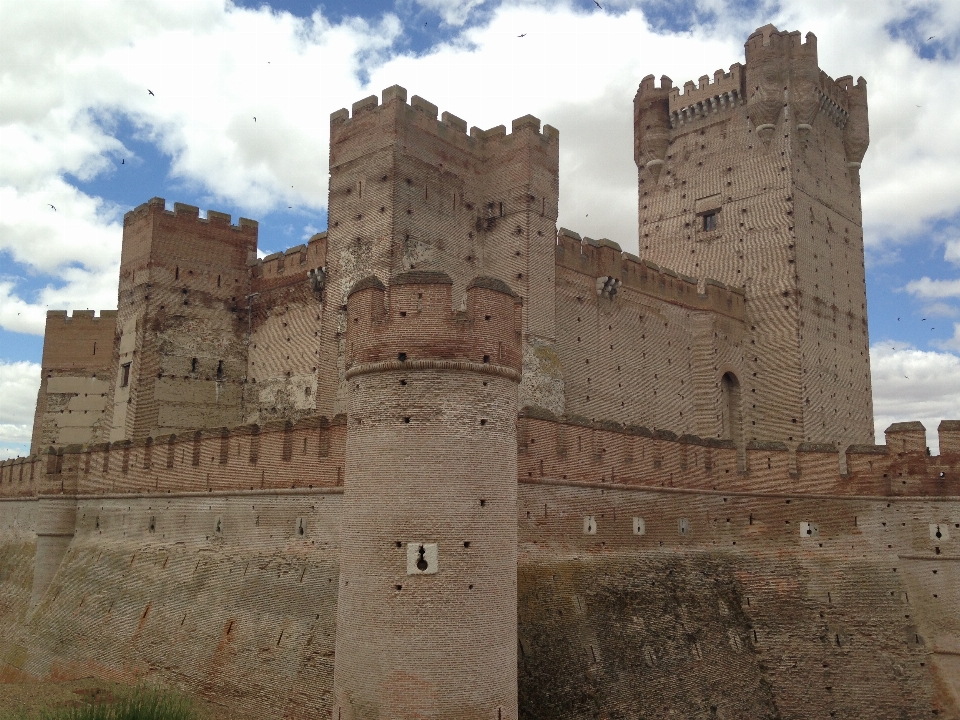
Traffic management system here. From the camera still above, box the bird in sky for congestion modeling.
[147,89,155,96]
[929,36,936,40]
[48,204,56,211]
[518,33,526,37]
[922,318,927,321]
[594,0,602,7]
[121,159,125,164]
[253,117,257,122]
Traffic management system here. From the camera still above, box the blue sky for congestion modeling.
[2,0,959,456]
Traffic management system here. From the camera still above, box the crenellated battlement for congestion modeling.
[667,64,745,126]
[123,196,259,234]
[330,85,559,157]
[345,271,522,378]
[4,417,958,501]
[555,228,746,319]
[250,232,327,288]
[744,25,817,57]
[45,309,118,325]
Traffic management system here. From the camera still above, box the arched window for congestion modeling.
[721,372,742,443]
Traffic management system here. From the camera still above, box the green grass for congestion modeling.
[36,686,199,720]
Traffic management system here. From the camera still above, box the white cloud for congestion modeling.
[934,323,960,352]
[871,342,960,454]
[905,277,960,299]
[0,360,40,459]
[414,0,488,26]
[947,239,960,264]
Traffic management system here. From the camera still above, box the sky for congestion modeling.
[1,0,959,458]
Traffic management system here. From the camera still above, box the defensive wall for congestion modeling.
[1,416,958,717]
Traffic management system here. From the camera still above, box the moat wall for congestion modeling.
[2,478,957,718]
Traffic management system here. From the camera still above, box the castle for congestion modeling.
[2,24,959,719]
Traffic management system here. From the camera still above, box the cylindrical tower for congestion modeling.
[333,271,522,720]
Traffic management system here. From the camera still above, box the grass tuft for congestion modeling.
[37,686,198,720]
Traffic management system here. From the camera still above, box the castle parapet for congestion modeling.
[885,421,928,454]
[667,64,745,127]
[345,270,522,378]
[329,85,558,166]
[250,231,327,290]
[555,227,746,319]
[941,421,960,455]
[123,197,259,236]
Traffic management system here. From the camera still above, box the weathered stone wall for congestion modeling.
[108,199,257,443]
[553,229,748,438]
[517,481,959,719]
[245,233,327,426]
[3,478,957,718]
[0,492,342,717]
[30,311,117,453]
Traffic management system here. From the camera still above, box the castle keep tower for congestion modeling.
[30,310,117,452]
[318,87,560,419]
[334,271,522,719]
[635,25,874,446]
[107,199,257,442]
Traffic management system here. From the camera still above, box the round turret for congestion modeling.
[333,272,522,720]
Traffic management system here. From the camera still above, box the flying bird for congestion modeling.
[121,159,125,164]
[48,204,56,211]
[594,0,602,7]
[253,117,257,122]
[518,33,526,37]
[147,89,155,96]
[928,36,936,40]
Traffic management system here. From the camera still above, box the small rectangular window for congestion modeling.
[119,362,131,387]
[702,212,718,231]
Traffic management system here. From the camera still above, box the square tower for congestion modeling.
[635,25,873,446]
[106,198,258,442]
[317,87,560,417]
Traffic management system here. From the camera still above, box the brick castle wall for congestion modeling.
[2,478,957,717]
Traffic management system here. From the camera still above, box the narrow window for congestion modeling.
[93,342,97,356]
[721,372,741,443]
[175,266,179,280]
[702,212,718,231]
[499,202,503,217]
[217,274,221,287]
[216,360,224,380]
[358,180,362,198]
[119,362,131,388]
[191,357,198,373]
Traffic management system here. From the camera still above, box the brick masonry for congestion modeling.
[2,22,959,720]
